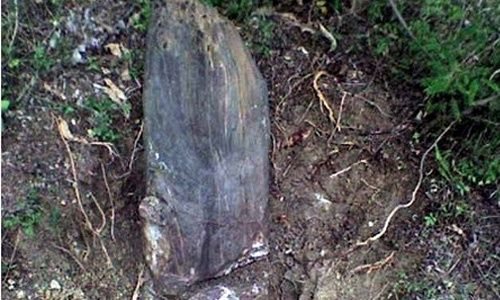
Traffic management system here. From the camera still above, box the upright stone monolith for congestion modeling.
[140,0,269,295]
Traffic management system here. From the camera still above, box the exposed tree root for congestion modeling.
[56,115,115,268]
[350,251,395,274]
[101,163,116,241]
[357,121,456,246]
[313,71,337,125]
[131,265,145,300]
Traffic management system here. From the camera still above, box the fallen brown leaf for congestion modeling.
[104,78,126,104]
[57,117,86,143]
[105,43,122,58]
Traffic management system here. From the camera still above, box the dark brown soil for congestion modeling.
[2,1,498,299]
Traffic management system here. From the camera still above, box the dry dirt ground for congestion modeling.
[1,1,498,299]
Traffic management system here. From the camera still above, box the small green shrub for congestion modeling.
[202,0,262,21]
[367,0,500,193]
[249,17,275,57]
[84,97,123,143]
[424,213,438,227]
[84,95,131,143]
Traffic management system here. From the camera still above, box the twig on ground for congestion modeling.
[52,243,86,272]
[350,251,396,274]
[15,73,38,104]
[8,0,19,51]
[462,94,500,116]
[2,229,21,284]
[470,256,500,298]
[43,82,67,100]
[313,71,337,125]
[357,121,456,246]
[361,178,380,191]
[89,141,119,159]
[373,283,390,300]
[444,256,462,276]
[336,91,347,131]
[101,163,116,241]
[352,93,392,118]
[89,193,107,235]
[99,238,113,269]
[128,121,144,172]
[116,121,144,179]
[298,98,315,125]
[361,178,383,206]
[278,73,314,114]
[330,159,368,178]
[264,11,316,34]
[388,0,415,40]
[131,265,145,300]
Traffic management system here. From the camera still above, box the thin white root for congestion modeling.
[330,159,368,178]
[8,0,19,50]
[351,251,395,274]
[89,193,107,235]
[128,121,144,172]
[336,91,347,132]
[56,116,97,235]
[131,265,145,300]
[357,121,456,246]
[101,163,116,241]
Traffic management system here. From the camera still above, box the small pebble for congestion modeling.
[49,279,61,290]
[7,278,16,290]
[16,290,26,299]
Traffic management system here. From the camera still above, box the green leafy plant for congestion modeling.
[123,49,143,81]
[33,44,54,72]
[367,0,500,193]
[393,271,438,297]
[424,213,438,227]
[132,0,152,32]
[87,57,101,72]
[2,188,44,237]
[1,99,10,112]
[249,17,275,57]
[84,97,123,142]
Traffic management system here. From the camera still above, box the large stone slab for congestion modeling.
[140,0,269,295]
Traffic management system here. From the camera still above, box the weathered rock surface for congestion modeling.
[140,0,269,295]
[188,283,268,300]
